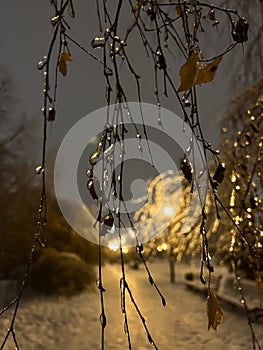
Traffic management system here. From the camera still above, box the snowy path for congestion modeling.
[1,261,262,350]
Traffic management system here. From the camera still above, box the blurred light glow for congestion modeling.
[108,239,119,251]
[161,243,168,251]
[164,206,174,216]
[128,228,137,238]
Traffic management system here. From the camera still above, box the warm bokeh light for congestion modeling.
[157,243,168,252]
[128,228,137,238]
[108,239,129,253]
[163,206,174,216]
[161,243,168,251]
[108,239,119,251]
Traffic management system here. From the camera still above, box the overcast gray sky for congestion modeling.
[1,1,259,242]
[0,1,251,151]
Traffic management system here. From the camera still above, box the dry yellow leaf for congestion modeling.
[207,289,224,330]
[178,53,200,92]
[195,55,223,85]
[178,54,223,92]
[58,51,73,76]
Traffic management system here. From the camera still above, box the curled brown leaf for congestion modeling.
[59,51,73,76]
[207,289,224,330]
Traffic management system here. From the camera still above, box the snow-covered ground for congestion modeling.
[1,260,262,350]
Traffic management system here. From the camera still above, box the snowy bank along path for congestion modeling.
[1,261,262,350]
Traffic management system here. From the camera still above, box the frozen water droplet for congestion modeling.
[183,98,191,107]
[104,169,109,181]
[102,213,114,227]
[200,275,206,285]
[37,60,46,70]
[136,133,141,139]
[136,243,143,255]
[104,66,113,76]
[91,37,105,49]
[48,107,56,122]
[148,334,154,344]
[104,123,110,130]
[123,322,128,336]
[35,165,45,175]
[156,48,161,56]
[38,61,44,70]
[51,15,60,26]
[96,279,106,291]
[100,313,107,328]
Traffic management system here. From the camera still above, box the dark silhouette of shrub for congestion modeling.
[29,247,96,295]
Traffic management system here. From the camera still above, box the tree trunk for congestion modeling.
[169,256,176,284]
